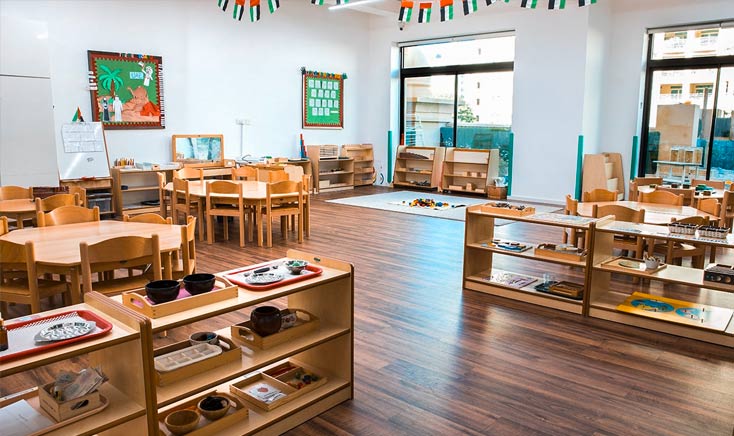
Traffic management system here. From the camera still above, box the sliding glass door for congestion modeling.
[710,67,734,180]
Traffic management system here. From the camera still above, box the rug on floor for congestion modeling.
[326,191,558,223]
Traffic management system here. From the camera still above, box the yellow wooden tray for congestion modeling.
[230,309,319,350]
[121,277,237,319]
[157,391,248,436]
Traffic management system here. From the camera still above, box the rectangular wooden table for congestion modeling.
[576,201,715,225]
[0,221,183,302]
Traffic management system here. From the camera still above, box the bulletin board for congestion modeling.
[302,71,344,129]
[58,122,111,180]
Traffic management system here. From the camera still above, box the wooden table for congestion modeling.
[637,185,726,206]
[164,180,308,247]
[0,198,36,229]
[0,221,183,302]
[577,201,715,225]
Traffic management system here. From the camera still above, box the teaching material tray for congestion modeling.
[600,257,668,274]
[231,309,320,350]
[121,278,238,318]
[153,337,241,387]
[0,311,113,363]
[534,244,587,262]
[534,281,584,300]
[157,391,249,436]
[222,261,324,291]
[480,203,536,217]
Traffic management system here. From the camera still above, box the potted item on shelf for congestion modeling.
[230,361,327,411]
[231,308,319,350]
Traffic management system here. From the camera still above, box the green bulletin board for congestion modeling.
[302,71,344,129]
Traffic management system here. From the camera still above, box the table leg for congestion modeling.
[16,213,24,229]
[70,269,81,304]
[163,252,173,280]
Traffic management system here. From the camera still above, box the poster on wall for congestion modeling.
[87,50,165,130]
[302,69,345,129]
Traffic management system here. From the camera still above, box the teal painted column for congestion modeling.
[387,131,393,184]
[575,135,584,200]
[507,132,514,196]
[630,136,639,180]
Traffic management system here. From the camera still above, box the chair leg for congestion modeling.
[281,216,287,236]
[197,203,205,242]
[223,216,229,241]
[298,212,303,243]
[266,210,273,248]
[305,202,310,238]
[207,213,214,245]
[239,215,245,248]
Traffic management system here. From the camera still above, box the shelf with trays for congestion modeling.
[307,145,354,194]
[341,144,374,187]
[463,205,605,314]
[0,292,155,435]
[588,220,734,346]
[440,148,499,196]
[393,146,445,190]
[111,167,172,217]
[111,249,354,435]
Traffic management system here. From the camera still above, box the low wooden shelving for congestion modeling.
[393,146,445,190]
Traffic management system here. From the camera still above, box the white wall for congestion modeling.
[1,0,370,167]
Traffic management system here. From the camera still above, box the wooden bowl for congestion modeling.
[164,409,200,435]
[197,395,231,421]
[145,280,180,304]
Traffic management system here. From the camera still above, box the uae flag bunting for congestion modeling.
[548,0,565,8]
[440,0,453,21]
[462,0,477,15]
[418,2,431,23]
[233,0,245,20]
[398,1,413,22]
[268,0,279,13]
[218,0,229,11]
[336,0,350,4]
[486,0,496,4]
[521,0,537,8]
[250,0,261,21]
[578,0,596,5]
[311,0,324,5]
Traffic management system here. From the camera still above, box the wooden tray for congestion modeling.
[0,387,109,435]
[38,382,102,422]
[229,361,327,412]
[121,277,238,319]
[534,244,587,262]
[222,262,324,291]
[0,310,113,363]
[158,391,248,436]
[600,257,668,274]
[230,309,319,350]
[153,337,241,387]
[480,203,535,217]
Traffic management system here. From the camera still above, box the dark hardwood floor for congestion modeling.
[4,185,733,435]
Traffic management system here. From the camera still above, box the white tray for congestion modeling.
[154,343,222,372]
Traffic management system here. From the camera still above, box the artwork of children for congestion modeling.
[87,50,165,129]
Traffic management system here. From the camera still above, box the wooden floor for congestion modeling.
[5,186,734,435]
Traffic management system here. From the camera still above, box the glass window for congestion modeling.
[403,75,455,147]
[651,26,734,60]
[402,36,515,68]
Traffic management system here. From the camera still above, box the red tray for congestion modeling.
[0,310,113,363]
[223,264,323,291]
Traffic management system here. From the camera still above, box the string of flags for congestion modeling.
[301,67,348,80]
[216,0,597,24]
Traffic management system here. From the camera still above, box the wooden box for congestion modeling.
[38,382,102,422]
[154,337,241,387]
[158,391,249,436]
[231,309,319,350]
[319,180,331,189]
[534,244,587,262]
[448,185,463,191]
[121,279,238,319]
[487,185,507,200]
[229,361,327,411]
[481,203,534,216]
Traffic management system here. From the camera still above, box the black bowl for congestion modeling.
[145,280,181,304]
[183,273,216,295]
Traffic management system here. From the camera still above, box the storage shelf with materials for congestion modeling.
[440,148,499,197]
[463,205,603,314]
[307,145,355,193]
[588,220,734,346]
[61,177,116,218]
[111,167,171,218]
[341,144,374,187]
[393,146,445,190]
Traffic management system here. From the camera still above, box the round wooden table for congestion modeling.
[0,198,36,229]
[0,221,183,303]
[576,201,715,225]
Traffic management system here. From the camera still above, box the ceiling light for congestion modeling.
[329,0,382,11]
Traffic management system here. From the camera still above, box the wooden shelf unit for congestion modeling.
[440,148,499,196]
[582,152,625,200]
[307,145,354,194]
[111,167,170,218]
[393,146,445,190]
[60,177,116,218]
[463,205,604,314]
[341,144,374,187]
[0,292,155,435]
[588,220,734,346]
[112,249,354,435]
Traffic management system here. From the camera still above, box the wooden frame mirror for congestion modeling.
[172,134,224,167]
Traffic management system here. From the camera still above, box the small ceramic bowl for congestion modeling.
[284,259,308,275]
[183,273,216,295]
[189,331,218,346]
[145,280,180,304]
[164,409,200,435]
[197,395,231,421]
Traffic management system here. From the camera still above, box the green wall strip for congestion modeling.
[507,132,514,196]
[387,131,393,184]
[575,135,584,200]
[630,136,639,181]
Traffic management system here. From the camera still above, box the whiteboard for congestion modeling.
[58,122,111,180]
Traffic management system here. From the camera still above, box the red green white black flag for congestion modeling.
[268,0,280,13]
[578,0,596,5]
[398,1,413,22]
[418,2,431,23]
[462,0,478,15]
[440,0,454,21]
[218,0,229,11]
[548,0,565,8]
[233,0,245,20]
[521,0,538,8]
[250,0,261,21]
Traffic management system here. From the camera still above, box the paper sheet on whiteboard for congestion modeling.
[62,123,104,153]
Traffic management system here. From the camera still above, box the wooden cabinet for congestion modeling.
[582,153,624,199]
[341,144,374,187]
[589,220,734,347]
[393,146,445,190]
[0,292,155,435]
[307,146,354,194]
[111,168,170,217]
[463,205,603,314]
[440,148,499,196]
[114,249,354,435]
[60,178,116,218]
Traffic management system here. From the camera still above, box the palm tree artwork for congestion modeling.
[98,65,124,97]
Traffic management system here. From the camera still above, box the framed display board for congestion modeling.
[87,50,165,130]
[58,122,111,180]
[172,134,224,167]
[302,71,344,129]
